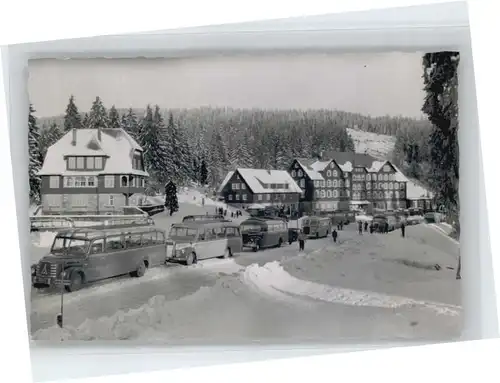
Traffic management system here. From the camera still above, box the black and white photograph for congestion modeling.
[27,52,461,343]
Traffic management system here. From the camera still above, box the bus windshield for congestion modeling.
[241,223,262,232]
[51,237,90,255]
[169,227,198,239]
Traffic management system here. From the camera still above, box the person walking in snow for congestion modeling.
[364,221,368,232]
[298,229,306,252]
[401,221,406,238]
[369,223,374,234]
[358,220,363,235]
[332,229,338,243]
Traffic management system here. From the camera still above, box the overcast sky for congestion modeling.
[28,52,426,118]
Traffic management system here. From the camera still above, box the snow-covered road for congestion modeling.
[31,222,462,343]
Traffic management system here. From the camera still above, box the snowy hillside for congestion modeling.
[347,128,396,160]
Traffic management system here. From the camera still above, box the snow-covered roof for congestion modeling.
[38,128,148,177]
[367,161,387,172]
[339,161,353,172]
[217,171,235,193]
[391,164,433,200]
[236,168,302,194]
[297,161,324,181]
[310,160,331,172]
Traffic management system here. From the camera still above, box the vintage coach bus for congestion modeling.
[239,217,288,252]
[31,226,167,292]
[166,221,243,265]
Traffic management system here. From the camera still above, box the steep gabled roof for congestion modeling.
[38,128,148,177]
[229,168,302,194]
[295,159,324,181]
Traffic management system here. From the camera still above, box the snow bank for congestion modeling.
[33,283,215,341]
[242,261,461,316]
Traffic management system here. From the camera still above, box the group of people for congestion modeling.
[356,220,406,237]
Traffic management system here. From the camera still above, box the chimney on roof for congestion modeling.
[71,128,77,146]
[97,126,102,141]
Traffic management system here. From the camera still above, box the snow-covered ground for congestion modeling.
[346,128,396,160]
[31,218,462,343]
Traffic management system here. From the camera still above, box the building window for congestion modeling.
[339,180,344,187]
[326,170,331,177]
[400,191,405,198]
[87,157,95,169]
[333,190,338,198]
[384,174,389,181]
[242,194,248,201]
[333,180,338,187]
[330,162,335,169]
[291,170,296,177]
[389,182,393,190]
[321,190,326,198]
[321,180,325,187]
[109,195,114,206]
[366,182,371,190]
[300,179,305,188]
[298,170,303,177]
[95,157,103,169]
[76,157,85,169]
[346,190,350,197]
[266,194,271,201]
[395,191,400,199]
[366,174,371,181]
[315,190,320,198]
[383,165,390,172]
[378,174,383,181]
[400,183,405,189]
[72,195,87,207]
[228,194,233,201]
[327,180,332,187]
[241,183,246,190]
[326,190,332,198]
[67,156,75,170]
[120,176,129,187]
[332,170,337,177]
[87,176,96,187]
[346,180,350,188]
[257,194,263,201]
[49,176,59,188]
[105,175,115,188]
[232,183,240,190]
[235,194,240,200]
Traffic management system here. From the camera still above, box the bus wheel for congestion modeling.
[186,252,197,266]
[252,243,260,252]
[132,261,147,277]
[277,238,283,247]
[65,271,83,292]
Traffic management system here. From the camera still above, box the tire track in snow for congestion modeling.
[242,261,462,316]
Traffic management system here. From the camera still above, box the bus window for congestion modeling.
[106,235,124,251]
[155,231,165,244]
[225,227,236,237]
[214,227,225,239]
[205,229,215,241]
[142,232,153,245]
[90,238,104,254]
[126,233,142,249]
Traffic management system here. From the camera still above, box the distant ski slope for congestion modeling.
[347,128,396,160]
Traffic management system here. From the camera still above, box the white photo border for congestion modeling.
[1,1,499,382]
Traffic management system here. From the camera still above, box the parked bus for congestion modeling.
[302,216,332,238]
[32,226,167,292]
[166,221,243,265]
[240,217,288,252]
[181,214,227,223]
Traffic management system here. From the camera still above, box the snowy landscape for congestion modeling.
[27,52,460,344]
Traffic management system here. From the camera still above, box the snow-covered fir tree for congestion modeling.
[82,113,90,128]
[164,181,179,216]
[422,52,460,222]
[139,105,169,187]
[63,95,83,132]
[121,108,140,139]
[39,122,63,161]
[108,105,121,129]
[28,104,42,203]
[208,126,228,186]
[165,111,191,185]
[87,96,109,130]
[200,159,208,185]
